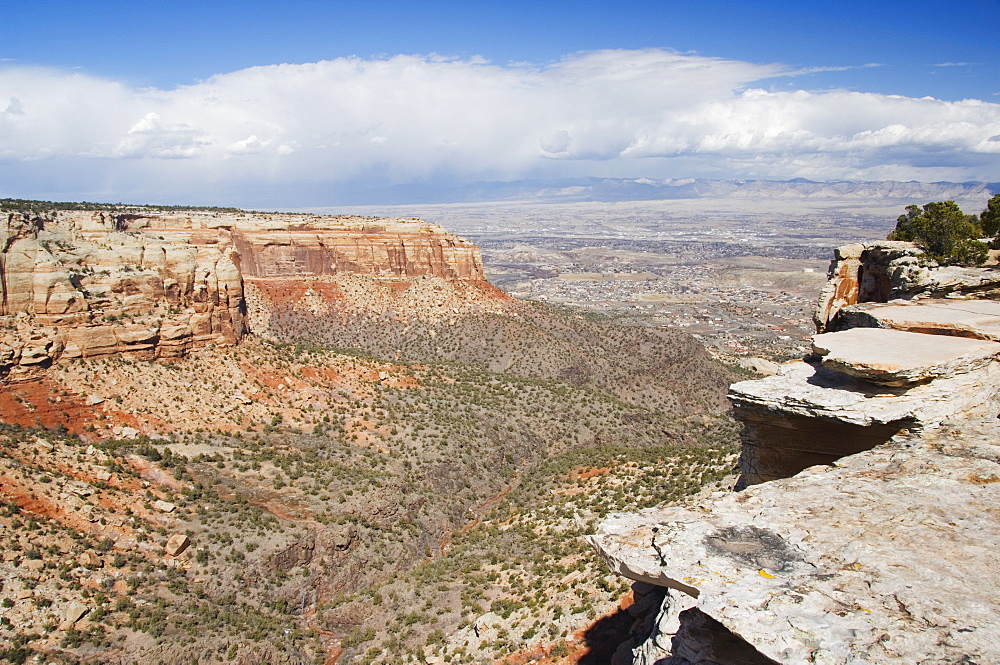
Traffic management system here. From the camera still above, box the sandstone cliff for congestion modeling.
[0,207,491,380]
[814,240,1000,332]
[591,242,1000,665]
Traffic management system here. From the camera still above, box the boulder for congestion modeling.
[164,533,191,557]
[152,500,176,513]
[22,558,44,572]
[78,551,103,568]
[473,611,502,640]
[736,357,781,376]
[61,600,90,625]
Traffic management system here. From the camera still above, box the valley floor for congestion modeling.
[0,336,737,665]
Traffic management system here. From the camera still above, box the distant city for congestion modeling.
[327,187,1000,362]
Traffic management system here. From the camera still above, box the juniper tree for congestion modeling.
[887,199,988,266]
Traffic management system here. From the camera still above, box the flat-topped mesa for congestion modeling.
[0,208,494,380]
[230,219,486,281]
[76,210,488,281]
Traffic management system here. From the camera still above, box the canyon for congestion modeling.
[0,202,737,665]
[6,197,998,665]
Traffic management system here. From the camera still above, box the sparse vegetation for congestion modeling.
[0,199,750,663]
[0,316,737,664]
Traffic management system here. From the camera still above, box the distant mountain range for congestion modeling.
[342,178,998,206]
[459,177,999,204]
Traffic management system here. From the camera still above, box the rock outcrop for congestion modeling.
[833,298,1000,340]
[593,418,1000,665]
[0,208,492,380]
[1,210,246,378]
[814,241,1000,332]
[811,327,1000,385]
[591,241,1000,665]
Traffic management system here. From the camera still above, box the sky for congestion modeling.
[1,0,998,207]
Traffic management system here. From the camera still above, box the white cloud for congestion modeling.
[0,50,998,204]
[228,134,268,155]
[114,112,209,158]
[3,97,24,115]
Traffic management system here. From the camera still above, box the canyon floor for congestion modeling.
[0,310,738,665]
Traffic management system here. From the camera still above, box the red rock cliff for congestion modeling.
[0,208,491,380]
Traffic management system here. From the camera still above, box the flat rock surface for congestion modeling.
[728,358,1000,426]
[812,328,1000,385]
[839,298,1000,341]
[590,418,1000,665]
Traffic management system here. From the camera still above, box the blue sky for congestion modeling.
[1,0,998,206]
[6,0,998,99]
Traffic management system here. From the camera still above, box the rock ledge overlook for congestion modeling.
[591,242,1000,665]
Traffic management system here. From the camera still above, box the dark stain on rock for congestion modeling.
[704,525,801,572]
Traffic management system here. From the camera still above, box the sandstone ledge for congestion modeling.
[811,327,1000,386]
[728,356,1000,485]
[590,418,1000,665]
[835,298,1000,341]
[728,357,1000,428]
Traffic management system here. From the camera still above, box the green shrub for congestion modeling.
[887,199,989,266]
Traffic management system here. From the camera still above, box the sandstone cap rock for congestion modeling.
[812,328,1000,386]
[838,298,1000,341]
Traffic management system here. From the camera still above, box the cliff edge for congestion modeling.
[0,207,494,380]
[590,242,1000,665]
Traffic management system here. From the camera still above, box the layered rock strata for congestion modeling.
[592,242,1000,665]
[811,327,1000,385]
[0,209,490,380]
[833,298,1000,341]
[730,337,1000,486]
[814,241,1000,332]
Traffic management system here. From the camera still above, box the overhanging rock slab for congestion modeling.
[812,327,1000,386]
[728,357,1000,484]
[589,418,1000,665]
[728,357,1000,428]
[836,298,1000,341]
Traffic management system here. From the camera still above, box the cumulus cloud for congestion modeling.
[114,112,209,159]
[0,50,998,204]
